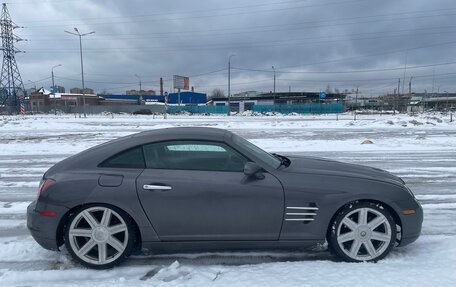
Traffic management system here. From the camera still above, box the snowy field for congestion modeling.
[0,112,455,286]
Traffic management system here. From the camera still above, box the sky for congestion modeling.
[5,0,456,97]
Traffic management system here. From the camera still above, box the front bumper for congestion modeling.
[27,200,68,251]
[392,198,423,246]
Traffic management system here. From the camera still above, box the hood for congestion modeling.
[282,156,405,186]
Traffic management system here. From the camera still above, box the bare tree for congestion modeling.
[209,88,225,99]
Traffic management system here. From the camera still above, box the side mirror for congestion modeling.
[244,162,265,179]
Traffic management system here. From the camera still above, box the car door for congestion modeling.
[136,140,284,241]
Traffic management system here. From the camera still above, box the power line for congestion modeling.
[234,60,456,74]
[22,30,456,54]
[22,0,367,28]
[18,0,344,23]
[26,24,456,42]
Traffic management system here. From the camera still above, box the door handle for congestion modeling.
[143,184,172,191]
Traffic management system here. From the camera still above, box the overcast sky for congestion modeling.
[6,0,456,96]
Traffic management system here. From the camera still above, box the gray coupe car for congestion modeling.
[27,127,422,269]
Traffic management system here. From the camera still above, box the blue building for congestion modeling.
[100,92,207,105]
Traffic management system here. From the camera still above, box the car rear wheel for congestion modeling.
[328,202,396,262]
[64,205,136,269]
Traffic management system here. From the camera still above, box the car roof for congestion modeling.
[133,126,229,139]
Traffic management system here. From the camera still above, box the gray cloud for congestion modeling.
[7,0,456,96]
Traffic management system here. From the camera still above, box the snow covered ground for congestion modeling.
[0,112,455,286]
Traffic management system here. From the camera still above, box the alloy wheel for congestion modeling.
[336,207,392,261]
[67,206,129,265]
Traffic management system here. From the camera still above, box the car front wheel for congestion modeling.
[64,205,136,269]
[328,202,396,262]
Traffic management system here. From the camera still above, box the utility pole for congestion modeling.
[396,78,401,113]
[135,74,142,92]
[65,28,95,118]
[272,66,276,94]
[51,64,62,115]
[354,87,358,121]
[409,76,413,96]
[0,3,25,114]
[402,50,408,95]
[227,54,236,116]
[28,80,36,91]
[272,65,276,108]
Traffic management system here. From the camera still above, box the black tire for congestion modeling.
[64,204,136,269]
[328,201,396,262]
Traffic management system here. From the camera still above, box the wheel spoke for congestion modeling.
[349,239,362,257]
[100,208,111,227]
[82,210,99,229]
[337,231,356,243]
[76,239,96,257]
[371,231,391,242]
[107,236,124,252]
[368,216,386,230]
[69,228,92,237]
[364,241,377,258]
[358,208,368,225]
[98,243,107,264]
[108,224,127,235]
[342,217,358,231]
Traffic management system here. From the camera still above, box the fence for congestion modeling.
[25,103,343,115]
[252,103,344,114]
[167,105,228,114]
[69,104,165,114]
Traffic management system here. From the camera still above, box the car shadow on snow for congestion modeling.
[127,248,337,267]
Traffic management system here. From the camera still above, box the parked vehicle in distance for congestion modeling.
[27,127,422,269]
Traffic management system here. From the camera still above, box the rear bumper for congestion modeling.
[392,198,423,246]
[27,200,68,251]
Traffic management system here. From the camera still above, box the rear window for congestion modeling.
[99,146,145,169]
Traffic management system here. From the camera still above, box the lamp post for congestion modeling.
[65,28,95,117]
[444,90,449,111]
[51,64,62,115]
[227,54,236,116]
[134,74,142,93]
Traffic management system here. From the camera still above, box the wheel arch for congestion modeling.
[325,199,402,241]
[56,202,142,252]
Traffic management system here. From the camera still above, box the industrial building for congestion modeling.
[25,89,207,113]
[102,91,207,105]
[211,92,346,113]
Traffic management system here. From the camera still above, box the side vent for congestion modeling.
[285,204,318,223]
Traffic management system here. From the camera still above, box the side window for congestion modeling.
[143,141,248,172]
[99,146,145,169]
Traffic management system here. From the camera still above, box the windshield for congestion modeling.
[232,134,281,169]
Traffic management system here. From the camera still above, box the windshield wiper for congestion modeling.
[272,153,291,168]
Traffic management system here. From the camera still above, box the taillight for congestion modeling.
[38,178,56,198]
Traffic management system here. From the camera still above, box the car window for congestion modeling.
[143,141,248,172]
[99,146,145,169]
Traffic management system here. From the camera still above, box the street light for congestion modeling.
[64,28,95,117]
[51,64,62,115]
[134,74,142,93]
[227,54,236,116]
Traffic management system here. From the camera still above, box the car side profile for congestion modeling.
[27,127,423,269]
